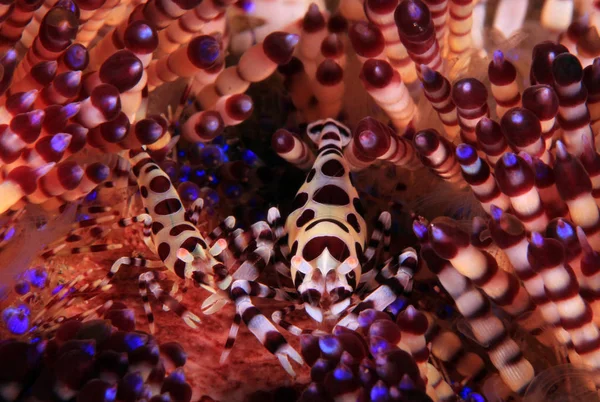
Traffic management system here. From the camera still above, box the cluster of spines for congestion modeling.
[0,302,193,402]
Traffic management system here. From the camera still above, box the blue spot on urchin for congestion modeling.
[104,386,117,401]
[386,296,407,317]
[2,305,30,335]
[370,381,389,401]
[124,332,146,351]
[456,144,475,161]
[77,214,91,222]
[242,149,257,165]
[333,366,353,381]
[168,369,186,383]
[468,393,485,402]
[26,267,48,289]
[51,284,64,296]
[85,189,98,202]
[460,386,472,399]
[207,173,219,185]
[2,227,16,242]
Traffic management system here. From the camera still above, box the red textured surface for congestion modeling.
[49,248,311,402]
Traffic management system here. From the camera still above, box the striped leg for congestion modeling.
[141,271,201,334]
[33,300,114,336]
[337,248,417,330]
[229,221,274,258]
[163,280,186,311]
[272,304,305,336]
[220,280,302,376]
[267,207,286,241]
[267,206,292,282]
[41,243,124,260]
[186,198,204,226]
[271,305,328,337]
[206,215,237,246]
[41,214,118,252]
[231,221,274,281]
[30,266,116,331]
[31,272,90,325]
[360,211,393,282]
[201,226,275,314]
[116,213,154,251]
[94,256,164,290]
[376,248,418,292]
[61,226,109,247]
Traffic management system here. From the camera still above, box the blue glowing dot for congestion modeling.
[412,221,428,239]
[387,296,407,317]
[503,152,518,167]
[169,370,186,383]
[2,305,30,335]
[82,342,95,356]
[468,393,486,402]
[179,177,188,183]
[178,150,186,158]
[195,169,206,177]
[105,386,117,401]
[460,386,473,399]
[222,144,229,152]
[333,366,353,381]
[318,336,340,355]
[124,333,146,351]
[51,284,64,296]
[531,231,545,247]
[78,214,91,222]
[85,190,98,202]
[239,0,255,13]
[556,220,574,239]
[208,173,219,185]
[456,144,475,161]
[2,227,15,242]
[199,38,220,64]
[370,383,389,401]
[242,150,257,165]
[490,205,503,221]
[27,267,48,288]
[369,337,390,355]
